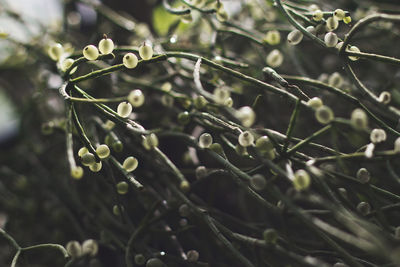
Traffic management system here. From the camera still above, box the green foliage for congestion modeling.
[1,0,400,267]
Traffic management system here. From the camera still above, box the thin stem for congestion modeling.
[340,13,400,56]
[0,228,21,250]
[71,104,100,162]
[283,75,400,137]
[163,0,191,15]
[21,243,69,258]
[282,99,301,154]
[286,125,332,157]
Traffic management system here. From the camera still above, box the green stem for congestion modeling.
[340,13,400,56]
[282,99,301,154]
[286,125,332,157]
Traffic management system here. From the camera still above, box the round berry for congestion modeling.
[306,25,316,35]
[117,181,129,195]
[179,204,190,217]
[324,32,338,47]
[70,166,84,179]
[123,156,138,172]
[394,137,400,153]
[81,152,96,166]
[266,49,283,68]
[250,174,267,191]
[112,141,124,152]
[326,16,339,31]
[117,101,132,118]
[180,180,190,192]
[82,239,98,257]
[334,9,345,20]
[142,133,159,150]
[370,129,386,144]
[293,169,311,191]
[312,10,323,21]
[238,131,255,147]
[213,87,230,104]
[308,4,320,12]
[48,43,64,61]
[61,58,77,73]
[123,53,138,69]
[89,161,102,172]
[199,133,213,148]
[347,46,360,61]
[343,16,352,24]
[255,136,274,152]
[210,143,224,156]
[78,147,89,157]
[161,82,172,92]
[350,108,368,130]
[146,258,164,267]
[263,228,278,244]
[96,144,110,159]
[139,43,153,60]
[113,205,124,216]
[287,29,303,45]
[194,95,208,109]
[66,241,82,258]
[98,37,114,54]
[328,72,343,87]
[395,226,400,239]
[195,166,207,179]
[307,97,323,109]
[315,105,334,124]
[223,97,233,107]
[104,120,115,130]
[264,30,281,45]
[161,95,174,107]
[236,106,256,127]
[356,168,370,184]
[178,111,190,125]
[187,250,199,262]
[357,201,370,215]
[83,45,99,61]
[135,254,146,266]
[128,89,145,107]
